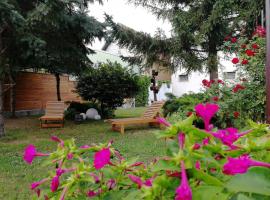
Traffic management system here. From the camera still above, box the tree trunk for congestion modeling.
[9,72,16,118]
[208,40,218,80]
[0,29,5,136]
[0,79,5,137]
[55,73,61,101]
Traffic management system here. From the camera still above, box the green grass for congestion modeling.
[0,107,166,199]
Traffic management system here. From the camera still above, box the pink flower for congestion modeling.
[90,173,100,183]
[175,161,192,200]
[51,136,64,147]
[212,128,250,149]
[87,189,101,198]
[107,179,116,190]
[51,176,60,192]
[223,155,270,175]
[144,178,154,187]
[80,145,91,149]
[129,162,144,168]
[178,133,185,150]
[128,174,143,188]
[128,175,153,188]
[93,148,111,170]
[192,143,201,150]
[195,103,219,131]
[23,144,49,164]
[56,167,76,176]
[67,153,73,160]
[31,178,49,190]
[195,161,201,170]
[56,168,66,176]
[231,57,239,64]
[253,26,266,37]
[202,137,210,146]
[157,117,171,127]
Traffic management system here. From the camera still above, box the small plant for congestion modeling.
[24,103,270,200]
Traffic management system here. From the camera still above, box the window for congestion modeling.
[179,74,189,82]
[224,72,236,80]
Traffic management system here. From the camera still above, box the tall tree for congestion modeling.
[0,0,26,136]
[106,0,264,79]
[28,0,105,101]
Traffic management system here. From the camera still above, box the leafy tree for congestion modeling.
[28,0,105,101]
[106,0,264,79]
[76,62,140,117]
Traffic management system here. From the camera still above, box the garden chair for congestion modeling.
[40,101,65,128]
[107,101,165,134]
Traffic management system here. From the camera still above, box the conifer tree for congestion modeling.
[107,0,264,79]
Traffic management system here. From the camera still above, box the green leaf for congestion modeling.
[152,159,179,172]
[236,194,255,200]
[193,186,229,200]
[226,167,270,196]
[192,169,224,186]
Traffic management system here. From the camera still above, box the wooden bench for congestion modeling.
[40,101,65,128]
[107,101,165,134]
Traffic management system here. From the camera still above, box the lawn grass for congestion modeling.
[0,107,166,199]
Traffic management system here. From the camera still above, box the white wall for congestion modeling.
[171,52,238,97]
[171,70,208,97]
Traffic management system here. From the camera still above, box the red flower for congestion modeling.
[231,58,239,64]
[212,96,219,102]
[241,44,247,49]
[224,35,231,41]
[217,79,224,84]
[186,112,193,117]
[252,43,259,49]
[210,80,215,84]
[231,37,237,43]
[233,111,240,119]
[202,79,211,87]
[241,59,248,65]
[246,49,255,57]
[233,84,245,93]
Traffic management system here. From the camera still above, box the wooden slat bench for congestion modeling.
[40,101,65,128]
[107,101,165,134]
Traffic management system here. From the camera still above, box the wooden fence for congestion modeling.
[3,72,80,111]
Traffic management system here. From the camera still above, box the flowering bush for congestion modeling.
[24,104,270,200]
[222,26,266,122]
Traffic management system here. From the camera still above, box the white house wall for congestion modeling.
[171,52,237,97]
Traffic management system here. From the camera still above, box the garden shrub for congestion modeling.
[163,93,204,117]
[24,103,270,200]
[135,76,151,107]
[76,62,140,118]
